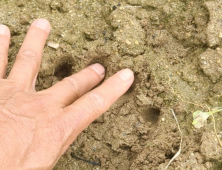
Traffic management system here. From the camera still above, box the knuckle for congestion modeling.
[18,50,39,67]
[0,80,23,94]
[16,95,48,112]
[33,98,48,109]
[4,93,24,114]
[50,120,66,142]
[63,77,81,97]
[86,93,104,113]
[9,83,23,92]
[29,95,52,111]
[4,93,51,118]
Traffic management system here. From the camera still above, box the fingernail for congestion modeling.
[118,69,134,82]
[32,18,50,32]
[0,25,10,37]
[90,63,105,75]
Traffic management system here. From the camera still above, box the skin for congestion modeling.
[0,19,134,170]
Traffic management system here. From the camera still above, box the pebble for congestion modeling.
[47,41,60,49]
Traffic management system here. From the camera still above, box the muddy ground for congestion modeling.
[1,0,222,169]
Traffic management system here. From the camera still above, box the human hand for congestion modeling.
[0,19,134,170]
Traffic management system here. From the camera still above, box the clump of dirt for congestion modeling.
[199,48,222,83]
[1,0,222,169]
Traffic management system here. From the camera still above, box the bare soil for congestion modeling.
[1,0,222,169]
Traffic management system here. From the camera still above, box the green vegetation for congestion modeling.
[192,108,222,128]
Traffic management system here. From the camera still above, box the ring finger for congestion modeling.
[7,19,50,90]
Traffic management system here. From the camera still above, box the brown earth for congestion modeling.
[1,0,222,169]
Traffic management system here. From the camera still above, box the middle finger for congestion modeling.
[42,63,105,107]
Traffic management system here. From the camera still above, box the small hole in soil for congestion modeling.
[148,108,160,124]
[165,151,175,159]
[142,108,160,124]
[54,62,73,80]
[120,144,131,151]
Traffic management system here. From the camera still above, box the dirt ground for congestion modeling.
[1,0,222,169]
